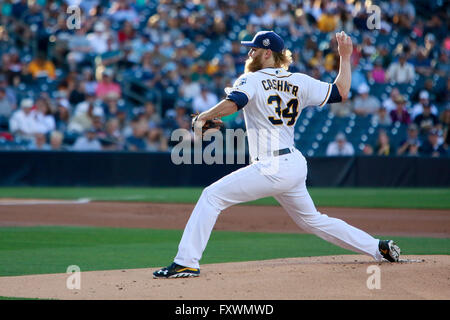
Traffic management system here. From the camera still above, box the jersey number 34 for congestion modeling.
[267,94,299,126]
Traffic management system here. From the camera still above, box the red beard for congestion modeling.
[244,52,264,73]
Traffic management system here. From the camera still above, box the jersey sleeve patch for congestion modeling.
[224,73,255,100]
[237,77,247,86]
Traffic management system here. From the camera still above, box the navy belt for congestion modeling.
[255,148,292,161]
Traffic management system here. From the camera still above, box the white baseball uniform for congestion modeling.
[174,67,383,269]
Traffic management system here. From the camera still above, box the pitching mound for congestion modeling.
[0,255,448,300]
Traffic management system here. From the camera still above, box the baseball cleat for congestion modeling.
[379,240,401,262]
[153,262,200,279]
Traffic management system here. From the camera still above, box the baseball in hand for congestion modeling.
[336,31,353,58]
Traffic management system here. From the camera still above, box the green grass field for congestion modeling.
[0,226,448,277]
[1,187,449,209]
[0,296,43,300]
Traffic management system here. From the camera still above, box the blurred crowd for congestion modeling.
[0,0,448,157]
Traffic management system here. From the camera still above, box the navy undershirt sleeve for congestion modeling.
[226,91,249,110]
[327,84,343,104]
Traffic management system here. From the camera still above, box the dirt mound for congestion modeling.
[0,255,448,300]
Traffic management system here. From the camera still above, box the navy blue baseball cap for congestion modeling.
[241,31,285,53]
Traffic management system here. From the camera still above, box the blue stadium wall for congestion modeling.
[0,151,449,187]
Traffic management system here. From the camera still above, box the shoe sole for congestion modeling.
[153,273,200,279]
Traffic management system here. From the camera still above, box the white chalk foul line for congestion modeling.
[0,198,91,206]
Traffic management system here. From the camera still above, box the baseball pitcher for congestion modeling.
[154,31,401,278]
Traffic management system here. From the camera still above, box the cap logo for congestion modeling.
[262,38,270,47]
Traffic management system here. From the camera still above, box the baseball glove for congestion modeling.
[191,112,224,135]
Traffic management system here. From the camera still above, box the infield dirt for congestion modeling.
[0,200,449,299]
[0,200,449,237]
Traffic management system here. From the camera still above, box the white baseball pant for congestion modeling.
[174,148,383,268]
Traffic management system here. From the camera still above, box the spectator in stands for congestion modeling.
[372,106,392,126]
[361,144,374,156]
[412,78,438,102]
[146,127,168,152]
[377,44,393,70]
[386,54,415,84]
[272,4,293,29]
[27,53,56,80]
[68,93,103,133]
[29,133,50,150]
[330,92,353,118]
[374,129,394,156]
[0,87,14,128]
[411,47,433,77]
[435,77,450,105]
[101,35,122,67]
[69,80,87,107]
[128,33,154,65]
[0,75,16,109]
[102,93,121,120]
[81,68,98,96]
[370,59,386,84]
[91,114,105,137]
[102,117,123,150]
[192,85,218,114]
[353,84,380,116]
[72,129,102,151]
[22,2,45,30]
[382,88,400,113]
[397,123,421,156]
[326,133,355,156]
[67,26,93,71]
[390,95,411,125]
[423,33,440,65]
[361,35,377,59]
[411,90,438,119]
[391,0,416,29]
[435,51,449,78]
[125,118,148,151]
[335,7,354,34]
[162,102,193,141]
[419,129,447,157]
[9,98,40,138]
[95,69,121,100]
[301,39,318,69]
[108,0,139,24]
[414,103,439,136]
[10,0,28,21]
[34,97,55,134]
[87,21,109,55]
[317,7,337,33]
[190,60,211,84]
[179,74,201,102]
[54,99,71,132]
[3,50,23,87]
[142,101,161,129]
[117,21,136,46]
[49,130,65,150]
[440,107,450,149]
[248,5,274,29]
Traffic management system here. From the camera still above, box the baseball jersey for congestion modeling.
[225,67,332,160]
